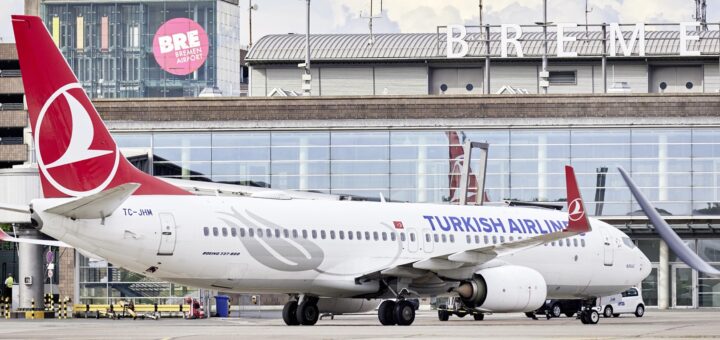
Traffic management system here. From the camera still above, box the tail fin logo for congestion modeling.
[568,198,585,222]
[35,83,119,197]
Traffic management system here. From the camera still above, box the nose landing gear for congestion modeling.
[577,299,600,325]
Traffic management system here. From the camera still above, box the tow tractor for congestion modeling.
[437,297,485,321]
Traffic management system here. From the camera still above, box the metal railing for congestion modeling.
[0,103,24,111]
[0,69,21,77]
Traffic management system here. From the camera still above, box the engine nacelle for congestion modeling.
[316,298,380,315]
[456,265,547,313]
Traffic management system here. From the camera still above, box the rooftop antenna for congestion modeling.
[584,0,593,38]
[360,0,383,45]
[693,0,708,31]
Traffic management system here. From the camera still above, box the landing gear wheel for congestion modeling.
[583,310,599,324]
[282,301,299,326]
[296,300,319,326]
[603,306,613,318]
[635,305,645,318]
[378,300,397,325]
[473,313,484,321]
[551,304,562,318]
[394,300,416,326]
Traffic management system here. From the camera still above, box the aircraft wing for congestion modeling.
[374,166,592,279]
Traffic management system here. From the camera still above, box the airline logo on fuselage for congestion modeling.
[35,83,119,197]
[422,215,570,234]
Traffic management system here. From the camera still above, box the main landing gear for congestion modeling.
[283,296,319,326]
[378,299,416,326]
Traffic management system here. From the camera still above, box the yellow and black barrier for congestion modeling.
[76,303,186,319]
[3,297,9,319]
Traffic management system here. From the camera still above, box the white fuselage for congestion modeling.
[33,196,651,300]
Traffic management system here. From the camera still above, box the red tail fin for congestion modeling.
[447,131,479,204]
[12,15,188,198]
[564,165,591,233]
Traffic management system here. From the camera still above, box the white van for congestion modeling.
[598,287,645,318]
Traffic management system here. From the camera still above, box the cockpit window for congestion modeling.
[622,237,635,249]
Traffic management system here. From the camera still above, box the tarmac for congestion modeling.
[0,309,718,339]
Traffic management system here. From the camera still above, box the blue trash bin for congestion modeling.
[215,295,230,317]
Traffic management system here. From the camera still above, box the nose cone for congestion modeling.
[639,251,652,281]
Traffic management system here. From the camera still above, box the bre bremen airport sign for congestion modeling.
[446,22,710,58]
[152,18,209,76]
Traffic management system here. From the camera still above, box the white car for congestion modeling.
[598,287,645,318]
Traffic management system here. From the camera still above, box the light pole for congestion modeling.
[300,0,312,96]
[535,0,551,94]
[248,0,258,48]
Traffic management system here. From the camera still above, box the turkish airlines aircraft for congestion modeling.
[3,15,657,327]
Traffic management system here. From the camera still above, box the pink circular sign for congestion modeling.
[152,18,209,76]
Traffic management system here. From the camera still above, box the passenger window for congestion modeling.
[330,230,336,239]
[239,228,245,237]
[365,232,370,240]
[257,229,263,237]
[441,234,446,243]
[321,230,326,239]
[203,227,209,236]
[348,231,353,240]
[565,239,571,247]
[356,231,362,240]
[483,235,489,244]
[400,233,406,242]
[475,235,480,244]
[381,232,387,241]
[410,233,416,242]
[231,228,237,237]
[509,236,514,242]
[466,235,471,244]
[434,234,439,243]
[284,229,289,238]
[312,230,317,239]
[573,239,578,247]
[292,230,298,238]
[221,228,228,237]
[266,228,273,238]
[390,233,396,241]
[341,231,347,239]
[213,227,219,237]
[581,239,586,247]
[248,228,254,237]
[551,241,555,246]
[275,229,281,238]
[302,230,308,239]
[499,236,504,243]
[629,288,638,296]
[449,235,455,243]
[373,232,379,241]
[492,236,497,244]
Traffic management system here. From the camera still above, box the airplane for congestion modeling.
[1,14,662,327]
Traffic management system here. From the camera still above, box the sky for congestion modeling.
[1,0,718,44]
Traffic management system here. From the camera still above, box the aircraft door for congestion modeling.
[408,228,418,253]
[157,213,177,256]
[422,229,434,253]
[601,229,614,266]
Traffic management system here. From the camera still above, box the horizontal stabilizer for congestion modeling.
[0,229,70,247]
[618,167,720,278]
[46,183,140,219]
[0,203,30,215]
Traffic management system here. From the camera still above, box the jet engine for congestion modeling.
[455,265,547,312]
[316,298,380,315]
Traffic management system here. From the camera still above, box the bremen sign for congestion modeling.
[446,22,705,58]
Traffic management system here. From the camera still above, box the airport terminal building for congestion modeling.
[2,21,720,310]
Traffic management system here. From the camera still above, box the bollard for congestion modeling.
[3,297,8,319]
[31,298,35,319]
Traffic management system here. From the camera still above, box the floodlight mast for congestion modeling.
[303,0,312,96]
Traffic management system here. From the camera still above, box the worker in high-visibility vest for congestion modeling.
[3,274,12,301]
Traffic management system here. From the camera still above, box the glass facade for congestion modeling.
[42,0,240,98]
[112,127,720,217]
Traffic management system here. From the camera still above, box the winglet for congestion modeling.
[565,165,591,233]
[618,166,720,278]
